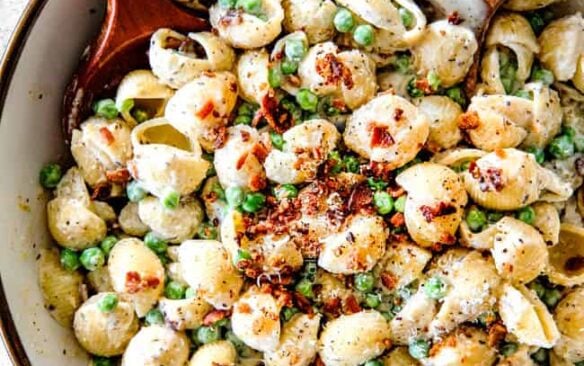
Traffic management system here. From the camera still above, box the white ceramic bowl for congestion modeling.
[1,1,584,365]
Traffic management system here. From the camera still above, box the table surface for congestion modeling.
[0,0,29,362]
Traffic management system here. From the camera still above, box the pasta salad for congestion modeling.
[37,0,584,365]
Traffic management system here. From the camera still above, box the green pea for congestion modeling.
[219,0,236,8]
[407,78,424,98]
[427,71,441,91]
[532,66,554,85]
[364,360,383,366]
[132,108,150,123]
[563,126,576,140]
[80,247,105,271]
[499,52,518,94]
[281,98,303,123]
[526,146,545,164]
[238,102,256,116]
[274,184,298,200]
[500,342,519,357]
[318,96,340,116]
[408,339,430,360]
[197,222,218,240]
[343,156,360,173]
[393,54,411,74]
[487,211,504,224]
[161,189,180,209]
[327,151,342,174]
[234,248,252,266]
[165,281,186,300]
[295,278,314,298]
[226,186,245,207]
[144,308,165,326]
[353,24,374,46]
[543,288,562,308]
[381,311,395,321]
[365,293,381,309]
[39,163,62,189]
[399,7,414,28]
[268,67,283,88]
[531,348,549,364]
[144,232,168,254]
[466,206,487,233]
[126,181,147,202]
[281,59,298,75]
[528,280,546,299]
[284,39,306,62]
[60,249,80,272]
[424,277,448,299]
[92,356,115,366]
[367,177,388,191]
[195,325,221,344]
[282,307,299,321]
[296,89,319,112]
[548,134,575,160]
[334,8,355,33]
[270,131,285,150]
[526,11,548,34]
[98,293,118,313]
[394,195,407,213]
[100,235,118,256]
[373,191,394,215]
[354,272,375,293]
[234,114,252,125]
[445,86,467,107]
[517,206,536,225]
[237,0,261,14]
[513,89,533,100]
[93,99,118,119]
[242,192,266,213]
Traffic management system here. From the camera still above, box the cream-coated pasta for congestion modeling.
[164,71,238,152]
[264,313,322,366]
[532,202,561,245]
[318,310,391,366]
[158,295,211,331]
[209,0,284,49]
[504,0,561,11]
[149,29,235,89]
[376,241,432,290]
[108,238,165,317]
[118,202,149,237]
[73,293,139,357]
[282,0,337,44]
[189,340,238,366]
[178,240,243,309]
[344,93,429,168]
[200,176,228,224]
[553,287,584,363]
[421,327,497,366]
[138,196,204,243]
[389,290,436,345]
[416,96,462,152]
[236,48,271,105]
[121,325,190,366]
[547,224,584,287]
[382,347,418,365]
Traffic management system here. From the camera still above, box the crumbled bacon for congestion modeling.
[314,356,326,366]
[362,161,394,181]
[254,90,294,133]
[388,186,405,198]
[251,142,269,163]
[90,182,111,200]
[390,212,405,227]
[415,78,433,94]
[370,125,395,148]
[196,100,215,119]
[440,233,457,245]
[315,53,354,89]
[219,10,243,27]
[235,152,248,170]
[448,11,463,25]
[457,111,480,130]
[99,127,115,145]
[419,202,457,223]
[106,168,131,184]
[125,271,160,294]
[248,174,267,192]
[344,295,361,314]
[294,292,314,314]
[323,297,342,317]
[487,322,507,347]
[347,183,374,214]
[240,130,251,142]
[210,126,227,150]
[203,310,230,326]
[480,168,504,192]
[393,108,404,122]
[380,272,397,290]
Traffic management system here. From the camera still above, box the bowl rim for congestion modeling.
[0,0,48,364]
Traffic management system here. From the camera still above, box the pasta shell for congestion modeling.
[377,71,411,96]
[376,241,432,290]
[159,295,211,331]
[532,202,561,246]
[121,325,189,366]
[189,340,237,366]
[574,54,584,94]
[115,70,174,125]
[73,293,139,357]
[138,196,204,243]
[458,220,498,250]
[486,12,539,53]
[336,49,377,110]
[231,286,282,352]
[547,224,584,287]
[108,238,165,317]
[178,240,243,309]
[264,313,322,366]
[421,327,497,366]
[237,48,272,105]
[118,202,149,237]
[200,176,228,224]
[499,283,560,348]
[282,0,337,44]
[521,82,563,149]
[382,347,418,365]
[318,310,391,366]
[149,29,235,89]
[390,290,436,345]
[504,0,561,11]
[38,249,83,327]
[553,287,584,363]
[87,266,113,293]
[431,148,486,168]
[416,96,462,152]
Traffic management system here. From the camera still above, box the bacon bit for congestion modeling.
[219,10,243,26]
[196,100,215,119]
[370,125,395,148]
[393,108,404,122]
[380,272,397,290]
[210,126,227,150]
[344,295,361,314]
[251,142,269,163]
[248,174,267,192]
[495,149,507,159]
[419,202,457,223]
[429,335,457,357]
[144,276,160,288]
[480,168,504,192]
[125,271,160,294]
[106,168,131,184]
[323,297,342,317]
[487,322,507,347]
[237,302,252,314]
[274,288,294,308]
[457,111,480,130]
[565,256,584,272]
[315,53,354,89]
[388,186,405,198]
[440,233,457,245]
[332,98,348,112]
[447,11,463,25]
[254,90,294,133]
[203,310,230,326]
[347,183,374,214]
[235,152,248,170]
[294,292,314,314]
[390,212,405,227]
[469,161,480,178]
[362,161,394,181]
[99,127,115,145]
[314,356,326,366]
[90,182,111,200]
[240,130,251,142]
[415,78,433,94]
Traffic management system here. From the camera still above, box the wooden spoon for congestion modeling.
[61,0,207,143]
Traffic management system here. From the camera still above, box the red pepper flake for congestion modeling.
[370,125,395,148]
[106,168,131,184]
[419,202,457,223]
[344,295,361,314]
[447,11,463,25]
[315,53,354,89]
[457,111,480,130]
[196,100,215,119]
[380,272,397,290]
[203,310,230,326]
[99,127,115,145]
[415,78,433,94]
[390,212,405,227]
[393,108,404,122]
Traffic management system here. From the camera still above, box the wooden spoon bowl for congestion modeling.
[61,0,207,142]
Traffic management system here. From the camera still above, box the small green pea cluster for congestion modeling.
[269,37,307,88]
[225,186,266,213]
[328,151,361,174]
[333,8,375,47]
[234,102,258,125]
[423,276,448,299]
[190,314,234,345]
[547,127,584,160]
[92,98,148,122]
[528,277,563,309]
[465,205,535,233]
[60,235,121,273]
[295,261,318,299]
